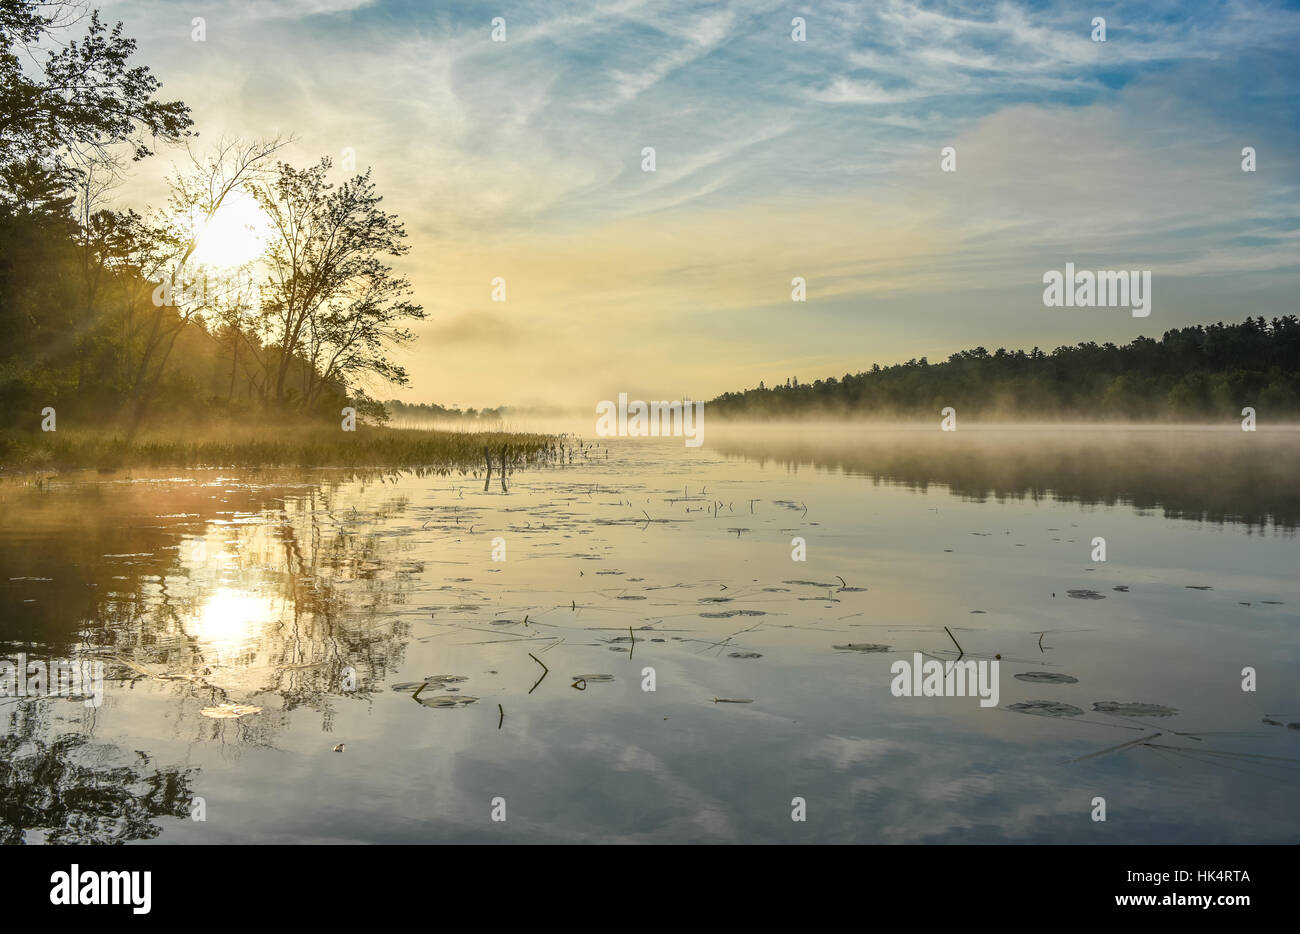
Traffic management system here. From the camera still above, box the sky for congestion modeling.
[98,0,1300,410]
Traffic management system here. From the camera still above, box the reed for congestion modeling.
[0,424,560,472]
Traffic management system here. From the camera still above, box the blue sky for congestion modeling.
[105,0,1300,407]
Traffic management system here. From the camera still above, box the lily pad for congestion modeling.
[1008,701,1084,718]
[392,675,468,692]
[200,703,262,719]
[416,694,479,709]
[1014,671,1079,684]
[727,651,762,659]
[1066,589,1105,600]
[1092,701,1178,718]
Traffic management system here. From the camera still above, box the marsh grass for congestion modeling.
[0,423,562,472]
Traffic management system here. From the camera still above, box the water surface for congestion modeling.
[2,428,1297,843]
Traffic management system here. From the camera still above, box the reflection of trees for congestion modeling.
[0,726,194,845]
[0,471,423,738]
[256,485,417,717]
[715,431,1300,531]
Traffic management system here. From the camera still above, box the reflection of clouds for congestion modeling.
[807,733,904,771]
[804,727,1262,843]
[6,450,1289,842]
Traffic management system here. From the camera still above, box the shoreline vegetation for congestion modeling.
[0,425,567,473]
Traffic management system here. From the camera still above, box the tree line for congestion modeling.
[708,317,1300,420]
[382,400,511,423]
[0,1,422,435]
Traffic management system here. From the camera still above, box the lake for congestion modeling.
[2,426,1297,843]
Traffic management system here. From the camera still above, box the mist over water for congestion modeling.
[2,428,1297,843]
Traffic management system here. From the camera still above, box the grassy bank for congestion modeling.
[0,425,564,472]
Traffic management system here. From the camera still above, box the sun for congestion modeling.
[189,188,273,271]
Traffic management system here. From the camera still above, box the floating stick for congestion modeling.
[528,652,548,694]
[944,626,964,660]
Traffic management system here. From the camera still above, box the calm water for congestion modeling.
[2,428,1297,843]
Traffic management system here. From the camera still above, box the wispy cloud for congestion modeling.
[101,0,1300,406]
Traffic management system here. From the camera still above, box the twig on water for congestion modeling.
[498,703,504,729]
[528,652,549,694]
[944,626,964,661]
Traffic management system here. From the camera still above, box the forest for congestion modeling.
[708,317,1300,421]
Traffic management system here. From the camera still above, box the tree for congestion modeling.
[117,137,288,429]
[0,3,192,176]
[253,159,425,410]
